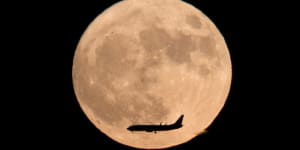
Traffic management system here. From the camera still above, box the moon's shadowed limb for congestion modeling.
[72,0,231,149]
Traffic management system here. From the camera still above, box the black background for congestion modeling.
[4,0,294,149]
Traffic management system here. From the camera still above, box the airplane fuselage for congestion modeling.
[127,115,184,133]
[127,124,182,132]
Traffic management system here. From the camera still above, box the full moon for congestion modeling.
[72,0,232,149]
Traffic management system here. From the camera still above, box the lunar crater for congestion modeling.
[186,14,202,29]
[139,25,171,52]
[165,31,197,64]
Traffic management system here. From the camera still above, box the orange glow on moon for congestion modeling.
[72,0,232,149]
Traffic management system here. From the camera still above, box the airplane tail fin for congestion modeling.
[174,114,184,125]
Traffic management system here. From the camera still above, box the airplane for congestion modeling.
[127,114,184,133]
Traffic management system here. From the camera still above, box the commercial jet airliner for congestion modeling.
[127,114,184,133]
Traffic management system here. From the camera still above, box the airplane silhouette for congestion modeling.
[127,114,184,133]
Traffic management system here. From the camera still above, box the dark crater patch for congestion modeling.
[139,26,171,52]
[166,32,197,64]
[195,35,217,58]
[198,64,211,76]
[95,33,136,77]
[186,14,202,29]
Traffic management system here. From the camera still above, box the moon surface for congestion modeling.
[72,0,232,149]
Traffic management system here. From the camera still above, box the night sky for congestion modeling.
[4,0,293,149]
